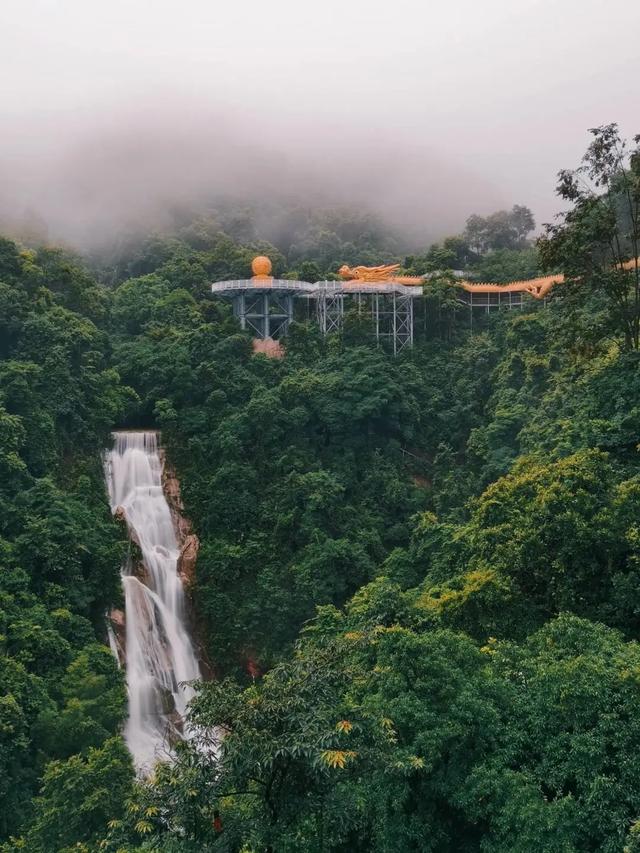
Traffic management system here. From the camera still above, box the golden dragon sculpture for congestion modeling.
[337,259,639,300]
[338,264,424,285]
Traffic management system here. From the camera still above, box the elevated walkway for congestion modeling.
[210,256,639,351]
[211,258,415,353]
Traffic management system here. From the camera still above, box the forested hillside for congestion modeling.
[2,125,640,852]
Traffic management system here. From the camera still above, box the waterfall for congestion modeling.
[105,431,201,771]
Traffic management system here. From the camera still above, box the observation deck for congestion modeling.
[211,257,418,352]
[210,256,582,353]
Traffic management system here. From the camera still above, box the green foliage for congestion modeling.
[168,344,423,669]
[539,123,640,348]
[465,204,536,254]
[464,451,640,630]
[17,737,133,852]
[35,643,126,758]
[0,238,131,842]
[468,246,541,283]
[110,604,503,851]
[0,656,52,838]
[405,235,478,273]
[115,603,640,852]
[461,615,640,853]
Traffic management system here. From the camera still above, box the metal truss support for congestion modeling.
[370,293,414,354]
[233,292,294,339]
[393,292,414,354]
[464,290,527,315]
[316,290,344,334]
[228,284,416,354]
[372,294,380,341]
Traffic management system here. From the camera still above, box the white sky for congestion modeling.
[1,0,638,247]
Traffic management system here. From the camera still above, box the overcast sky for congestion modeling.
[1,0,638,248]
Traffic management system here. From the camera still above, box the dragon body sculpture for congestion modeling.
[338,262,564,298]
[338,264,424,285]
[460,260,636,299]
[459,274,563,299]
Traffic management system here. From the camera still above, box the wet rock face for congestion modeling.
[111,608,125,629]
[179,534,199,587]
[114,505,144,553]
[158,451,214,676]
[160,454,201,587]
[109,608,126,665]
[157,684,177,715]
[163,473,183,509]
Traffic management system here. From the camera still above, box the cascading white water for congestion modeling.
[105,431,201,771]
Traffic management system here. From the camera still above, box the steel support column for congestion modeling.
[233,292,294,339]
[316,290,344,334]
[393,292,414,354]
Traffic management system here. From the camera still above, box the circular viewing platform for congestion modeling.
[210,279,318,296]
[210,279,421,297]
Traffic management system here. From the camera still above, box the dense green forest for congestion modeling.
[2,124,640,852]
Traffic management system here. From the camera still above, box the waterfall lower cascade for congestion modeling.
[105,431,201,770]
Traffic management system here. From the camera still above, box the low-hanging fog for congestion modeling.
[1,0,638,252]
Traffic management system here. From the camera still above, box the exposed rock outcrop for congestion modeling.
[109,608,126,666]
[178,533,199,586]
[160,453,200,586]
[113,504,143,556]
[158,452,217,676]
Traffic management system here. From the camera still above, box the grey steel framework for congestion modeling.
[234,292,294,339]
[458,289,529,334]
[211,280,316,341]
[210,278,536,351]
[376,291,414,354]
[460,290,526,312]
[316,289,344,335]
[313,286,414,353]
